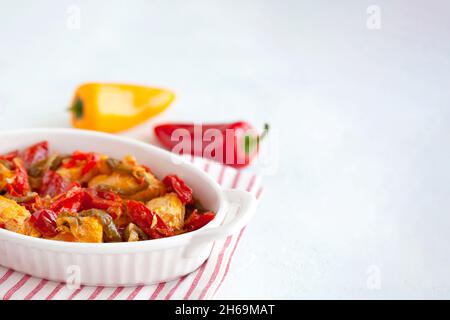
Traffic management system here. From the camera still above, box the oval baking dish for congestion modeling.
[0,128,257,286]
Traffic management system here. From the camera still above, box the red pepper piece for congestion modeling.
[81,153,100,175]
[154,122,269,168]
[50,183,83,214]
[162,174,194,205]
[0,150,19,162]
[184,210,215,231]
[63,151,100,176]
[21,141,49,168]
[126,200,174,239]
[39,171,68,197]
[82,188,122,219]
[29,209,58,237]
[18,193,42,213]
[6,159,30,196]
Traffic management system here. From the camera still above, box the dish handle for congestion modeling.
[183,189,257,258]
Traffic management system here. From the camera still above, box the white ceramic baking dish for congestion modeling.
[0,128,257,286]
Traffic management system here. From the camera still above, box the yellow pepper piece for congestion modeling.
[0,195,31,234]
[69,83,175,133]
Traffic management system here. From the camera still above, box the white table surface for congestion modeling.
[1,0,450,299]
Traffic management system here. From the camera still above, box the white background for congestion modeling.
[1,0,450,299]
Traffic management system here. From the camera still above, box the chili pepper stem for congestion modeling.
[257,123,270,143]
[244,123,270,155]
[68,98,84,120]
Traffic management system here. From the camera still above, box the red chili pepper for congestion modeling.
[126,200,174,239]
[50,183,83,214]
[29,209,58,237]
[82,188,122,219]
[6,159,30,196]
[39,171,68,197]
[154,122,269,168]
[162,174,193,205]
[21,141,49,168]
[63,151,100,176]
[184,210,215,232]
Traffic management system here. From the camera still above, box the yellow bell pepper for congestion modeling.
[69,83,175,133]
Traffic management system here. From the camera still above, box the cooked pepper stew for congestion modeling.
[0,141,215,243]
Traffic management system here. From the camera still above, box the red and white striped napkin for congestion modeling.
[0,157,263,300]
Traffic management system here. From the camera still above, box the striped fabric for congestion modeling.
[0,157,263,300]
